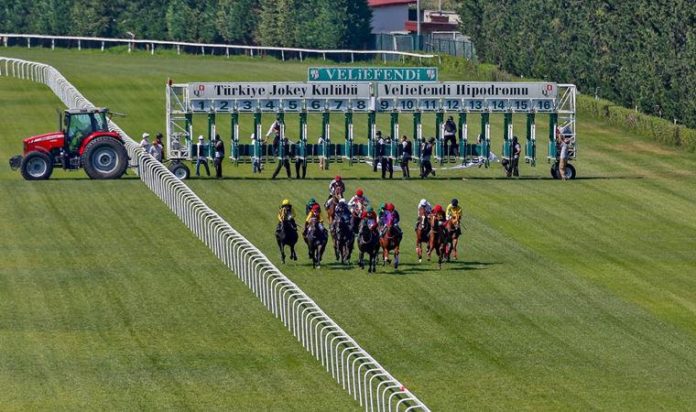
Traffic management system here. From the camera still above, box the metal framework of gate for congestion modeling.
[165,79,576,178]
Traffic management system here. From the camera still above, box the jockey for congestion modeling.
[381,202,402,241]
[305,197,318,215]
[446,198,462,222]
[431,204,446,227]
[360,206,378,230]
[335,198,351,222]
[304,203,325,235]
[277,199,294,222]
[416,198,432,228]
[328,175,346,199]
[348,188,370,213]
[377,202,387,224]
[446,198,463,236]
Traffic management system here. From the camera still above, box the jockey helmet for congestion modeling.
[367,206,374,213]
[338,198,346,204]
[386,203,394,211]
[335,175,341,181]
[282,199,290,206]
[379,202,385,210]
[312,204,320,211]
[309,197,316,203]
[451,199,458,207]
[419,199,428,207]
[434,204,443,213]
[356,189,363,196]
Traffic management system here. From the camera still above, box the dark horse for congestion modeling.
[357,220,380,273]
[331,215,354,264]
[415,210,431,263]
[379,214,401,269]
[275,216,298,264]
[427,215,447,269]
[305,220,328,269]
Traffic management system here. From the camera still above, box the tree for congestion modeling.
[166,0,196,41]
[216,0,259,44]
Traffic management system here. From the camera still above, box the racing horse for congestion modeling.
[357,219,380,273]
[427,215,447,269]
[444,215,462,261]
[275,214,298,264]
[331,214,354,264]
[304,219,328,269]
[350,202,366,235]
[415,209,431,263]
[379,212,401,269]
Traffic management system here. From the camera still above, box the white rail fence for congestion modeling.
[1,34,438,64]
[0,57,429,412]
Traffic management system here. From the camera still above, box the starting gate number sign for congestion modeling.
[186,81,559,113]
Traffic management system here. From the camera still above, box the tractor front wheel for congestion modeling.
[551,161,576,180]
[168,161,190,180]
[20,151,53,180]
[83,137,128,179]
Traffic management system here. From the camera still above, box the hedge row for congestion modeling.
[578,96,696,153]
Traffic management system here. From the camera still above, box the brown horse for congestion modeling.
[415,208,431,263]
[379,215,401,269]
[427,215,447,268]
[444,216,461,261]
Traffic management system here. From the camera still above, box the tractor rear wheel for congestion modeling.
[20,151,53,180]
[83,137,128,179]
[169,161,190,180]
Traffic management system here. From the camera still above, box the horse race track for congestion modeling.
[1,48,695,410]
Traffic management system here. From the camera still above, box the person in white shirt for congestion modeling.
[148,138,163,162]
[195,135,210,177]
[140,132,151,153]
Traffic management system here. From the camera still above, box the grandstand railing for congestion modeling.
[0,56,430,412]
[1,34,437,64]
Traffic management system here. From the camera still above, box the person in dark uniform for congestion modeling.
[420,137,435,178]
[399,135,412,178]
[272,136,291,179]
[292,139,307,179]
[213,134,224,179]
[373,130,384,173]
[510,135,521,177]
[444,116,458,157]
[382,135,394,179]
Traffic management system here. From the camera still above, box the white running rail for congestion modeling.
[1,34,437,62]
[0,56,430,412]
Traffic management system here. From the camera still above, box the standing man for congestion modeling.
[509,136,521,177]
[272,136,291,179]
[420,137,435,178]
[213,133,225,179]
[266,115,282,155]
[140,132,151,153]
[400,135,412,178]
[195,135,210,177]
[148,136,163,162]
[292,139,307,179]
[558,130,570,180]
[155,133,165,161]
[383,136,394,179]
[373,131,384,173]
[443,116,457,158]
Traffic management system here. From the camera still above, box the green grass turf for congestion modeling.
[2,47,696,410]
[0,69,356,410]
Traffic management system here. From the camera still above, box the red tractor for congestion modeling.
[9,108,129,180]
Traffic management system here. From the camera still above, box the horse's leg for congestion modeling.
[452,236,458,259]
[277,239,286,264]
[394,245,399,269]
[359,250,365,269]
[290,244,297,260]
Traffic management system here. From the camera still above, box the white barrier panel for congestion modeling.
[0,56,430,412]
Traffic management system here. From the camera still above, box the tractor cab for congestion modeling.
[63,108,110,154]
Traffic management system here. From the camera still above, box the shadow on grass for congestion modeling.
[367,260,497,276]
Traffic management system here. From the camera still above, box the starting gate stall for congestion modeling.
[165,74,577,179]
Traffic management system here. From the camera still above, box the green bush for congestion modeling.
[578,96,696,152]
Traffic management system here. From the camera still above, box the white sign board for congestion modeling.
[189,82,371,100]
[376,82,558,99]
